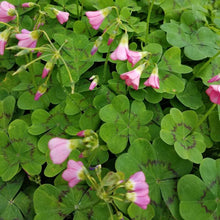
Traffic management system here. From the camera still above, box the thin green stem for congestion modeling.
[76,0,80,20]
[28,53,38,89]
[112,6,120,18]
[44,61,56,84]
[0,21,12,28]
[80,0,84,19]
[106,202,114,220]
[86,149,98,168]
[59,55,75,93]
[58,40,68,53]
[193,103,217,132]
[103,43,113,83]
[190,50,220,80]
[34,14,42,30]
[145,0,155,45]
[110,196,124,202]
[24,54,52,68]
[57,59,70,95]
[15,10,19,28]
[40,30,57,51]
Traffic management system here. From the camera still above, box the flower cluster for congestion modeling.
[48,131,150,212]
[0,1,72,101]
[85,7,160,90]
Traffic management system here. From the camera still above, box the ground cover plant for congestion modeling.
[0,0,219,219]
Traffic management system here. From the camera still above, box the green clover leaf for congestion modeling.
[99,95,153,154]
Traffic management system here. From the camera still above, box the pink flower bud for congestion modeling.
[37,52,42,57]
[208,74,220,83]
[91,36,102,55]
[89,75,99,90]
[22,2,35,8]
[42,59,54,78]
[34,83,47,101]
[77,130,85,137]
[107,30,117,46]
[0,29,10,55]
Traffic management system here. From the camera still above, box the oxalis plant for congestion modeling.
[0,0,219,219]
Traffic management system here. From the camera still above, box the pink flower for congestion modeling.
[127,51,149,67]
[89,75,98,90]
[56,11,69,24]
[62,160,86,187]
[0,38,6,56]
[0,1,16,23]
[22,2,35,8]
[125,171,148,192]
[86,7,112,30]
[125,171,150,209]
[208,74,220,83]
[16,29,40,48]
[110,33,129,61]
[48,137,72,164]
[206,85,220,105]
[120,64,145,90]
[0,29,10,55]
[126,189,150,209]
[144,65,159,89]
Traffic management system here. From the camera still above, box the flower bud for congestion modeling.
[107,30,117,45]
[91,36,103,55]
[42,58,55,78]
[34,83,47,101]
[22,2,35,8]
[89,75,99,90]
[12,65,26,76]
[0,29,11,55]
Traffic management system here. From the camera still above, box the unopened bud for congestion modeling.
[34,83,47,101]
[89,75,99,90]
[12,65,26,75]
[108,30,117,45]
[22,2,35,8]
[91,36,103,55]
[42,58,55,78]
[102,171,123,187]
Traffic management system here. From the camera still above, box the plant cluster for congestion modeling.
[0,0,219,220]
